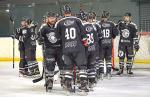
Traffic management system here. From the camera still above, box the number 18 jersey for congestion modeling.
[98,21,118,47]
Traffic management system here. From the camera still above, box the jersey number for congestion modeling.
[65,28,76,40]
[102,29,110,38]
[87,33,94,44]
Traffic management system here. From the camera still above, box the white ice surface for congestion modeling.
[0,62,150,97]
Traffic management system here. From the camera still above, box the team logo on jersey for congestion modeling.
[86,26,93,32]
[118,50,124,57]
[31,35,36,40]
[102,23,110,27]
[46,32,57,43]
[64,20,75,26]
[22,29,27,34]
[121,29,130,38]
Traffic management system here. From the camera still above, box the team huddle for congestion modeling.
[13,5,140,95]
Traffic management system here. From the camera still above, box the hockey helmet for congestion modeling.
[101,11,110,18]
[124,12,132,17]
[63,5,71,14]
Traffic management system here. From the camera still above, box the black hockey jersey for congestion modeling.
[98,21,118,47]
[55,16,86,53]
[118,21,138,46]
[15,26,37,49]
[83,22,100,52]
[37,24,61,48]
[15,27,25,50]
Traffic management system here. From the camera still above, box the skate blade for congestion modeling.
[127,74,134,77]
[46,88,52,92]
[76,90,88,96]
[19,73,33,78]
[107,75,111,80]
[19,74,27,77]
[89,88,94,91]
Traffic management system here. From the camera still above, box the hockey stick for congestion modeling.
[32,66,44,83]
[131,33,142,66]
[12,20,15,68]
[8,15,15,68]
[33,69,59,83]
[73,64,76,93]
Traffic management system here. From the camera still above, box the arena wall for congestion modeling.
[0,36,149,64]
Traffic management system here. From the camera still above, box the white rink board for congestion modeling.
[0,36,150,60]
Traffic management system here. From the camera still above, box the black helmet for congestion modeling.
[46,12,56,17]
[78,10,88,21]
[124,12,132,17]
[63,5,71,14]
[21,17,32,25]
[88,12,95,19]
[101,11,110,18]
[91,11,96,19]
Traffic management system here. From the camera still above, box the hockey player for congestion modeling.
[37,12,64,92]
[82,12,101,90]
[15,19,29,76]
[88,11,102,80]
[15,17,40,76]
[55,5,89,93]
[98,11,118,78]
[117,13,139,75]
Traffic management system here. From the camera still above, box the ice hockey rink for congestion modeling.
[0,32,150,97]
[0,62,150,97]
[1,0,150,97]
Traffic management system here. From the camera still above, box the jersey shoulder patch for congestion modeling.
[130,22,138,29]
[39,23,47,32]
[108,21,116,26]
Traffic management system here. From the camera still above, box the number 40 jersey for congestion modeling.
[98,21,119,47]
[55,16,86,53]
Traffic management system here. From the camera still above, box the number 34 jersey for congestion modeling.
[98,21,118,47]
[55,16,86,53]
[83,22,100,52]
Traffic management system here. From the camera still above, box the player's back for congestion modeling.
[98,21,115,46]
[55,16,85,53]
[83,22,99,52]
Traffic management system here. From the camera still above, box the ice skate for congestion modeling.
[45,77,53,92]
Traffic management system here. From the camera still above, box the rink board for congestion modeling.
[0,37,150,64]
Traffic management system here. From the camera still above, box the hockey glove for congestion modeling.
[37,37,44,45]
[134,44,139,52]
[82,38,88,47]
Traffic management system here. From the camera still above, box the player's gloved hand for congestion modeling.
[82,38,88,47]
[37,38,44,45]
[19,36,24,42]
[134,44,139,52]
[16,28,21,34]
